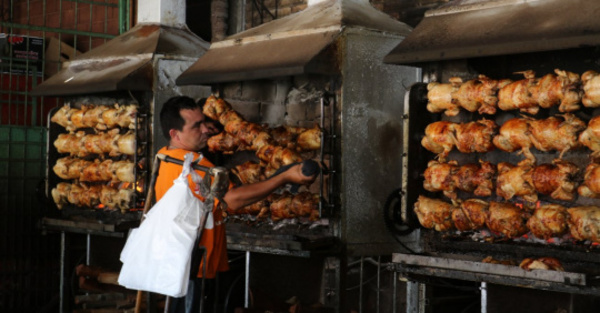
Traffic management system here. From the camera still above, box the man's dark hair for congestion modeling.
[159,96,200,140]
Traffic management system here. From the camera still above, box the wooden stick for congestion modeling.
[134,155,162,313]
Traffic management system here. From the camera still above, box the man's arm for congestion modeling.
[223,163,316,211]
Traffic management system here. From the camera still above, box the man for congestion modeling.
[156,96,316,312]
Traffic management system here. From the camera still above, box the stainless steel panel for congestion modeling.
[384,0,600,65]
[32,24,209,96]
[339,28,419,255]
[176,0,412,85]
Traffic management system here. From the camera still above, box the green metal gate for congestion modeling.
[0,1,129,312]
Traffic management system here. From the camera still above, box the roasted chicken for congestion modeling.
[520,257,564,271]
[52,182,133,211]
[454,119,497,154]
[531,160,579,201]
[232,161,264,184]
[578,115,600,158]
[452,198,489,231]
[496,160,537,202]
[530,69,581,112]
[414,195,455,231]
[421,121,456,161]
[581,70,600,108]
[53,157,87,180]
[493,117,535,161]
[528,114,585,158]
[207,131,240,154]
[426,81,460,116]
[228,198,270,220]
[577,162,600,199]
[453,160,496,197]
[526,204,569,239]
[269,191,320,222]
[452,75,511,115]
[53,157,135,183]
[269,125,321,151]
[567,206,600,243]
[54,130,136,157]
[203,95,232,121]
[497,70,539,115]
[296,125,322,151]
[202,96,317,171]
[423,160,459,199]
[51,103,138,131]
[486,201,529,238]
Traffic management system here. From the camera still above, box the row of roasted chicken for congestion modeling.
[225,191,320,222]
[53,156,136,183]
[202,96,321,171]
[422,113,600,162]
[51,182,134,212]
[53,129,138,158]
[427,69,600,116]
[424,158,600,203]
[51,103,138,131]
[414,195,600,244]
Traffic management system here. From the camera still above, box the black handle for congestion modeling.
[270,159,320,193]
[301,159,319,177]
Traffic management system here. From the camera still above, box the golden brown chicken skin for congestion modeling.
[496,160,537,202]
[454,119,497,154]
[414,195,455,232]
[453,160,496,197]
[531,69,581,112]
[498,70,539,115]
[452,75,511,115]
[423,160,459,199]
[526,204,569,239]
[426,81,460,116]
[421,121,457,161]
[528,114,585,158]
[582,70,600,108]
[531,160,579,201]
[452,198,489,231]
[493,117,535,161]
[577,162,600,199]
[567,206,600,243]
[486,201,529,238]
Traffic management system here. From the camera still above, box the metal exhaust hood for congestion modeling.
[31,0,209,96]
[176,0,412,85]
[383,0,600,65]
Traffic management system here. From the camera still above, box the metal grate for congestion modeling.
[0,1,129,312]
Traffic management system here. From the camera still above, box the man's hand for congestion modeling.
[285,162,318,185]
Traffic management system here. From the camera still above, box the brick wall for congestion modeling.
[9,0,121,53]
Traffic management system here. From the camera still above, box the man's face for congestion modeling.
[174,108,218,151]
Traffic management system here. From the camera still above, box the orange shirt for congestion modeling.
[154,147,229,279]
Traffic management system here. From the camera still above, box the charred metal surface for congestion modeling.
[176,0,412,85]
[225,221,339,257]
[339,28,419,256]
[393,253,586,285]
[40,217,137,238]
[384,0,600,65]
[392,253,600,296]
[423,231,600,265]
[32,23,209,96]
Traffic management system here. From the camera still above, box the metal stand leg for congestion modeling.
[480,282,487,313]
[406,281,426,313]
[60,232,66,313]
[244,251,250,309]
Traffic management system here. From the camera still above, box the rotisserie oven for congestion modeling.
[383,0,600,298]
